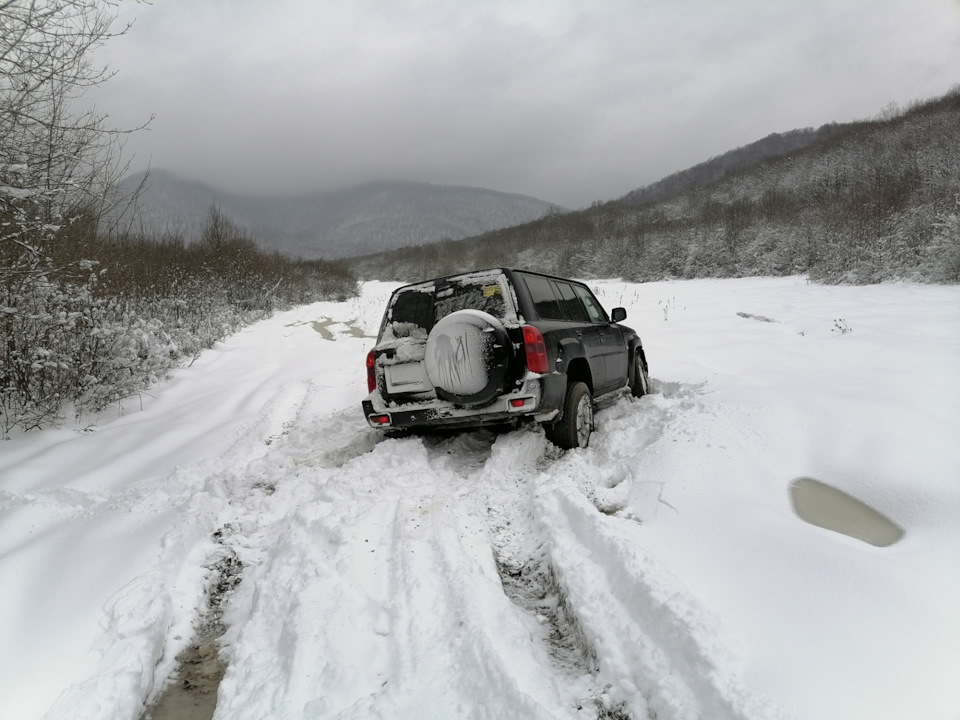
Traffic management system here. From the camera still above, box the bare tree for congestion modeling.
[1,0,146,432]
[1,0,145,275]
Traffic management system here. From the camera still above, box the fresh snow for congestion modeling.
[0,277,958,720]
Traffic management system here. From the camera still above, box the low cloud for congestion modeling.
[92,0,960,207]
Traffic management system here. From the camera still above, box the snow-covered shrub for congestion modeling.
[0,230,359,435]
[0,272,177,433]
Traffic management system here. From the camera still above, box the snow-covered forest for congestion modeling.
[0,2,356,435]
[348,89,960,285]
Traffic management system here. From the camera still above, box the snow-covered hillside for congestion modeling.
[114,172,560,259]
[1,278,958,720]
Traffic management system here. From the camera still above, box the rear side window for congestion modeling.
[522,275,563,320]
[573,285,607,323]
[553,281,589,322]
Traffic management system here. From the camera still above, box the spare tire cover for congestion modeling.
[424,309,511,406]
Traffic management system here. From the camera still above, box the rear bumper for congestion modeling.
[362,372,567,430]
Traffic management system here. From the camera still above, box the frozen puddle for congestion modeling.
[789,477,905,547]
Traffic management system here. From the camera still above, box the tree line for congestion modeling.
[348,88,960,285]
[1,1,356,435]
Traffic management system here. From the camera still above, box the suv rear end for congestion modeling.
[361,267,647,448]
[362,269,567,432]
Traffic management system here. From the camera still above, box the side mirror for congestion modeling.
[611,307,627,323]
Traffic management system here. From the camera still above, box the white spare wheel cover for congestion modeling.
[424,309,510,406]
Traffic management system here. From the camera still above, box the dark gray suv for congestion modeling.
[362,268,649,448]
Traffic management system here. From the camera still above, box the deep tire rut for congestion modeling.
[142,532,243,720]
[434,426,638,719]
[495,546,598,676]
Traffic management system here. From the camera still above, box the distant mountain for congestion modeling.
[113,171,563,259]
[347,88,960,285]
[619,124,848,207]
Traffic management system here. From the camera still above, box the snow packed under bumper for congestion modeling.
[363,371,568,431]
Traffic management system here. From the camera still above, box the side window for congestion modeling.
[573,285,607,323]
[522,275,563,320]
[553,281,589,322]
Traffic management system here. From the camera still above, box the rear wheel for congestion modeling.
[544,381,593,449]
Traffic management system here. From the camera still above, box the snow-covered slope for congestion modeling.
[115,172,561,259]
[1,278,957,720]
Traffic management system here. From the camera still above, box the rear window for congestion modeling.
[434,281,506,321]
[381,271,517,340]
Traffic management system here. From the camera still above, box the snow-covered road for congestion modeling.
[1,278,958,720]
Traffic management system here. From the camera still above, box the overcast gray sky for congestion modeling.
[91,0,960,208]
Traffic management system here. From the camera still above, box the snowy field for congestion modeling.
[1,277,958,720]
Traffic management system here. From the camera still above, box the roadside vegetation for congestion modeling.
[1,1,356,435]
[348,88,960,285]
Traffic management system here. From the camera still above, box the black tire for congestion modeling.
[544,381,593,449]
[630,350,649,398]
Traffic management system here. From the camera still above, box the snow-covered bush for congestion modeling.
[1,246,358,435]
[1,272,173,432]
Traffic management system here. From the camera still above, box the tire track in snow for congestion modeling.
[211,428,589,719]
[428,427,638,718]
[82,379,320,720]
[337,489,574,720]
[147,376,774,719]
[531,383,788,720]
[369,399,702,718]
[150,388,379,717]
[537,485,757,720]
[462,434,600,673]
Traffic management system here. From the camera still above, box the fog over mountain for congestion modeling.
[116,171,562,259]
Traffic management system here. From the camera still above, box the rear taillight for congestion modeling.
[522,326,549,374]
[366,349,377,393]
